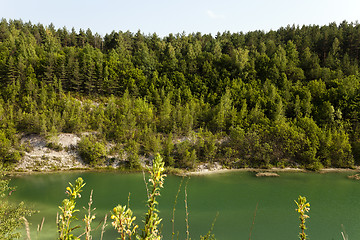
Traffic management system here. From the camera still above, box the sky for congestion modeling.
[1,0,360,37]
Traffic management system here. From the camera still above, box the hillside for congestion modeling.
[1,19,360,170]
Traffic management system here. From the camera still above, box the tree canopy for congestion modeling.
[1,19,360,169]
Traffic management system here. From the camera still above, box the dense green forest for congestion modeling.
[1,19,360,170]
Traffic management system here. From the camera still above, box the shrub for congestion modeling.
[0,169,34,239]
[77,135,106,165]
[0,130,21,165]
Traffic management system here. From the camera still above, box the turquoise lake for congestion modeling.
[10,170,360,239]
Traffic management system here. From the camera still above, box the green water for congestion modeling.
[10,171,360,239]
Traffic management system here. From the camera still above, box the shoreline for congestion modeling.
[185,166,360,176]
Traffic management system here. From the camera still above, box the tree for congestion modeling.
[163,133,175,166]
[77,134,106,165]
[163,42,178,71]
[158,94,173,133]
[214,88,233,131]
[321,128,354,168]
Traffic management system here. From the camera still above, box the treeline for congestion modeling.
[0,18,360,169]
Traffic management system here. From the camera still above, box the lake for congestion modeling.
[10,170,360,239]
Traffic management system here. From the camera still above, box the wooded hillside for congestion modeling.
[1,19,360,169]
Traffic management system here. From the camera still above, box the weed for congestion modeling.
[295,195,310,240]
[57,177,85,240]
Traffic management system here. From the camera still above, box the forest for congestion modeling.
[0,19,360,170]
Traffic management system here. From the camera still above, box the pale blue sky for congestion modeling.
[1,0,359,37]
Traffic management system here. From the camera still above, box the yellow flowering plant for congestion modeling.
[295,195,310,240]
[111,153,166,240]
[57,177,85,240]
[111,205,138,240]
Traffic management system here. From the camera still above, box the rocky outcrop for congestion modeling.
[348,173,360,180]
[255,172,280,177]
[16,134,86,172]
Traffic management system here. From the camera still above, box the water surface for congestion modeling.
[10,171,360,239]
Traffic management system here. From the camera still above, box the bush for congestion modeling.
[306,161,323,171]
[0,169,34,239]
[77,135,106,165]
[0,131,21,165]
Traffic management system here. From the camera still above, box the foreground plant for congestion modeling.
[82,190,96,240]
[295,195,310,240]
[57,177,86,240]
[142,153,166,240]
[111,153,166,240]
[0,171,34,240]
[111,205,138,240]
